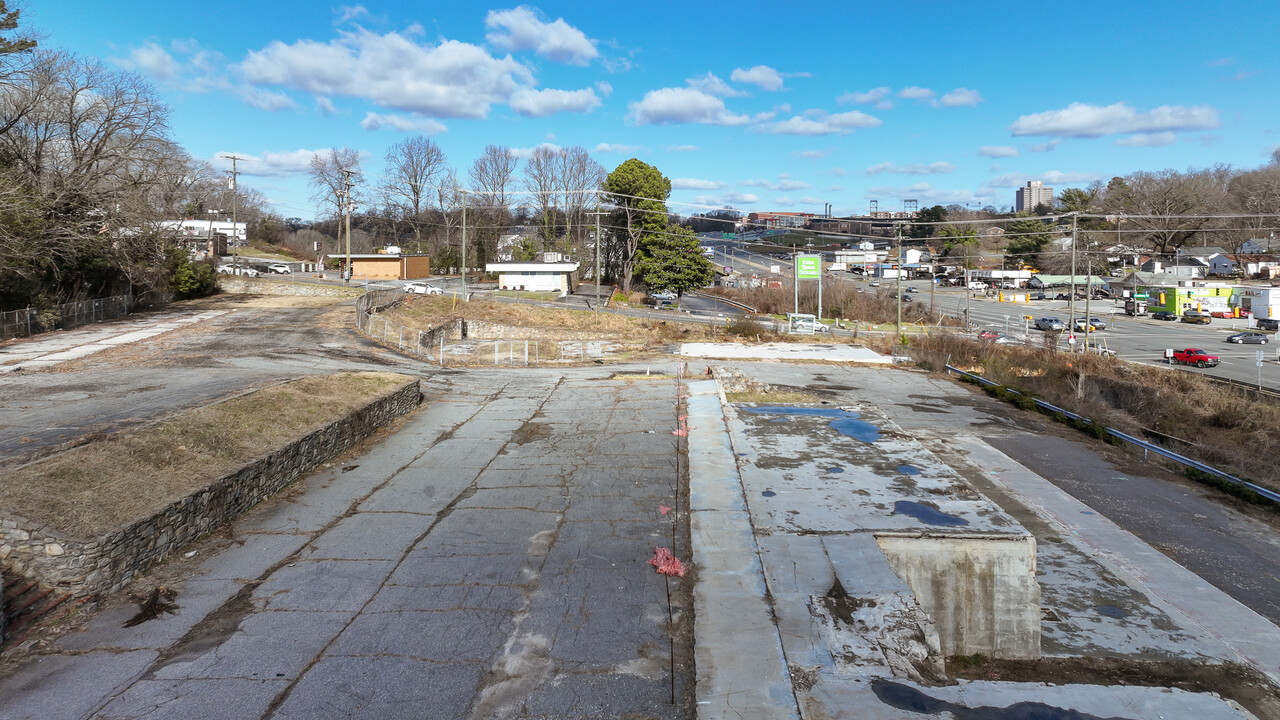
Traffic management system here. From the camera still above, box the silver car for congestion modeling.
[1035,317,1065,331]
[1226,332,1269,344]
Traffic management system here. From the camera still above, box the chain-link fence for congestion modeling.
[1,294,134,341]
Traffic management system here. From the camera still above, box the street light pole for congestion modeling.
[220,154,246,271]
[1068,213,1078,350]
[895,221,903,341]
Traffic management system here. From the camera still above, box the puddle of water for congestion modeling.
[896,464,921,475]
[827,467,844,474]
[762,490,776,497]
[770,418,790,423]
[871,679,1131,719]
[742,406,880,442]
[893,500,969,527]
[1097,605,1128,619]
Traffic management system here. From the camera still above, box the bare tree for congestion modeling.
[557,146,606,261]
[308,147,363,223]
[522,145,559,252]
[1100,167,1232,255]
[469,144,518,263]
[381,135,445,246]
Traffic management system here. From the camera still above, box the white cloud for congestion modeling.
[738,175,810,191]
[826,167,847,177]
[594,142,645,154]
[978,145,1019,158]
[766,110,881,136]
[595,81,612,96]
[865,182,996,206]
[672,178,726,190]
[234,86,299,111]
[899,86,936,101]
[665,144,699,152]
[484,6,598,65]
[627,87,750,126]
[1029,140,1060,152]
[239,30,534,119]
[215,149,327,178]
[838,87,893,110]
[691,192,760,206]
[731,65,783,91]
[1209,56,1235,67]
[987,171,1098,188]
[315,96,339,115]
[865,162,956,175]
[123,42,182,82]
[686,72,744,98]
[791,149,829,160]
[509,87,600,117]
[1010,101,1220,138]
[510,142,562,160]
[773,196,795,206]
[826,185,843,192]
[335,5,371,24]
[938,87,982,107]
[360,112,447,133]
[1114,131,1177,147]
[797,196,825,206]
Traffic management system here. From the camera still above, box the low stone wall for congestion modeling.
[874,532,1041,659]
[456,319,609,342]
[0,379,421,596]
[218,276,360,298]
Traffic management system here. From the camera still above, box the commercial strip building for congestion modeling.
[330,254,431,281]
[485,261,580,295]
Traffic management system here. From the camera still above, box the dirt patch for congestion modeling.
[947,655,1280,719]
[0,372,411,538]
[511,420,552,446]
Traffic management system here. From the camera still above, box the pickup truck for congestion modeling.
[1171,348,1220,368]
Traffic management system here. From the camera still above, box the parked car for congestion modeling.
[792,319,830,333]
[906,286,920,293]
[1073,317,1107,331]
[868,281,880,287]
[1151,310,1178,321]
[651,291,677,301]
[216,265,259,276]
[1171,348,1220,367]
[1034,317,1066,331]
[404,282,443,295]
[267,263,292,274]
[1181,310,1213,325]
[1227,332,1269,344]
[1210,310,1234,319]
[1256,318,1279,331]
[1029,292,1046,300]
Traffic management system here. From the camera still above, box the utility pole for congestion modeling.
[1084,253,1093,352]
[895,221,903,341]
[220,155,247,272]
[590,209,605,312]
[1068,213,1078,351]
[461,189,467,301]
[341,170,356,286]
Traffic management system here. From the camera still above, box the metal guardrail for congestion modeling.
[685,291,757,314]
[945,364,1280,505]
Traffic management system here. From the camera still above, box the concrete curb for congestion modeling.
[686,379,800,720]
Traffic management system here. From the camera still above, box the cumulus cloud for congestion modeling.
[865,182,996,206]
[797,196,825,205]
[691,192,760,206]
[509,87,601,117]
[122,42,182,82]
[987,171,1098,188]
[899,86,936,101]
[315,96,339,115]
[627,87,750,126]
[335,5,371,24]
[978,145,1019,158]
[671,178,726,190]
[865,161,956,175]
[938,88,982,107]
[595,81,612,96]
[1029,140,1060,152]
[594,142,645,154]
[686,72,744,98]
[214,149,328,178]
[360,112,447,133]
[765,110,881,136]
[826,167,847,177]
[730,65,792,91]
[739,175,811,191]
[239,30,534,119]
[1114,131,1177,147]
[484,6,598,65]
[1010,101,1220,138]
[792,149,829,160]
[510,142,562,160]
[234,86,299,111]
[665,144,699,152]
[838,87,893,109]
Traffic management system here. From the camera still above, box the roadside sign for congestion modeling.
[797,255,821,279]
[1164,348,1174,359]
[1258,349,1265,367]
[723,266,732,273]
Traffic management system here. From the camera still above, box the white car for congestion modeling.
[217,265,259,277]
[404,282,443,296]
[792,319,831,333]
[267,263,292,274]
[651,291,677,301]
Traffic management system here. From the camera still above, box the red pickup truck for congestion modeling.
[1172,348,1220,368]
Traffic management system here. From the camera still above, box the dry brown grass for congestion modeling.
[706,282,962,327]
[1,372,411,538]
[914,334,1280,489]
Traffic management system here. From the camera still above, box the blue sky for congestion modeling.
[28,1,1280,221]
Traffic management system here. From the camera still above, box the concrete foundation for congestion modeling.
[875,532,1041,659]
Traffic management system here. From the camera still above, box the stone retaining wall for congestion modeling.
[0,379,421,596]
[218,276,360,298]
[458,319,610,342]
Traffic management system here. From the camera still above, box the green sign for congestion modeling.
[797,255,821,280]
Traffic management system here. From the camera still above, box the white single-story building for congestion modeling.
[487,261,580,295]
[1233,286,1280,320]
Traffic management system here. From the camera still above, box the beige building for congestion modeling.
[1015,181,1054,212]
[335,254,431,281]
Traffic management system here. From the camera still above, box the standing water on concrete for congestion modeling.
[893,500,969,527]
[871,680,1127,720]
[740,406,881,443]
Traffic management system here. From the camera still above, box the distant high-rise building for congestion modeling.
[1015,181,1054,212]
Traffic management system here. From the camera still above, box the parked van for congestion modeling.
[967,281,987,290]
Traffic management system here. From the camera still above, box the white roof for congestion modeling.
[486,262,579,272]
